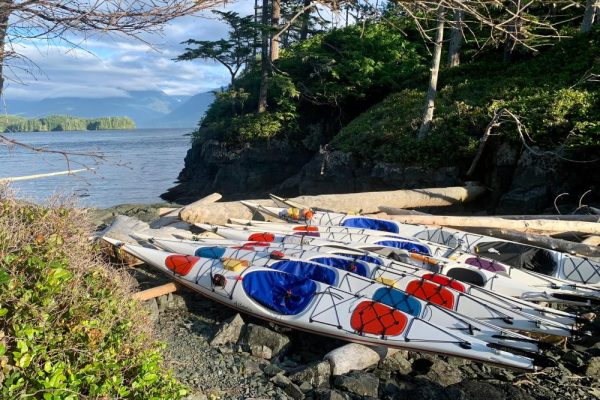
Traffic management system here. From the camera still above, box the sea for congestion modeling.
[0,128,193,207]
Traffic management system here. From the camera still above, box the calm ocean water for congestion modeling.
[0,128,192,207]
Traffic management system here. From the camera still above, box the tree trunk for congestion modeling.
[503,1,522,62]
[257,0,270,113]
[0,1,11,100]
[581,0,599,33]
[300,0,311,40]
[418,7,445,139]
[270,0,280,61]
[253,0,259,58]
[447,9,463,67]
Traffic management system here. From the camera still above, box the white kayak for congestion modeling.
[150,237,576,337]
[104,238,537,369]
[264,198,600,287]
[226,218,600,301]
[197,224,593,307]
[147,235,581,328]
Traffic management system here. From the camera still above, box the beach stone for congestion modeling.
[563,350,585,369]
[263,364,285,377]
[406,378,450,400]
[313,388,347,400]
[424,358,463,387]
[299,381,312,393]
[586,357,600,377]
[289,360,331,387]
[447,379,534,400]
[379,350,412,374]
[157,295,168,312]
[333,371,379,397]
[250,345,273,360]
[144,298,159,323]
[244,324,290,358]
[210,314,245,347]
[271,373,304,400]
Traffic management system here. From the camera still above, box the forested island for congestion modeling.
[0,115,136,132]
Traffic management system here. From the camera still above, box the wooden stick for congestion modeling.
[0,168,94,182]
[381,214,600,236]
[133,282,178,301]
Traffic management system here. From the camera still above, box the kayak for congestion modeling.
[226,218,600,299]
[104,238,537,370]
[149,236,578,333]
[197,224,594,307]
[147,235,581,329]
[253,200,600,287]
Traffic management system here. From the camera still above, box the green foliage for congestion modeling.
[194,21,424,147]
[0,115,136,133]
[177,11,258,85]
[278,22,425,105]
[0,193,186,399]
[334,28,600,166]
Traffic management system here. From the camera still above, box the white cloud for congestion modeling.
[2,3,252,101]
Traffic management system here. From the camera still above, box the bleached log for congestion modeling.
[380,214,600,236]
[133,283,179,301]
[380,207,600,223]
[324,343,399,376]
[180,199,277,225]
[289,186,485,214]
[0,168,93,182]
[179,186,486,225]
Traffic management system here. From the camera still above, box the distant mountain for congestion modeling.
[149,91,216,128]
[4,90,214,129]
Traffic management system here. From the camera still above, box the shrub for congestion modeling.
[0,188,186,399]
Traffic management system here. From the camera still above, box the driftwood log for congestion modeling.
[379,214,600,236]
[180,199,277,226]
[0,168,93,182]
[379,207,600,223]
[179,186,486,225]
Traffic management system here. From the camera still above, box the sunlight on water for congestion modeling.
[0,128,192,207]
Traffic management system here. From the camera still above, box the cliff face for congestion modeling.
[162,138,599,213]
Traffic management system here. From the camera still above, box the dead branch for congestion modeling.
[466,107,504,176]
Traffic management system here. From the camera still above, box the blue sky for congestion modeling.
[3,2,256,101]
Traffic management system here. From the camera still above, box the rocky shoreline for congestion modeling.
[126,262,600,400]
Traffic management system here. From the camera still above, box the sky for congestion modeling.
[3,1,257,101]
